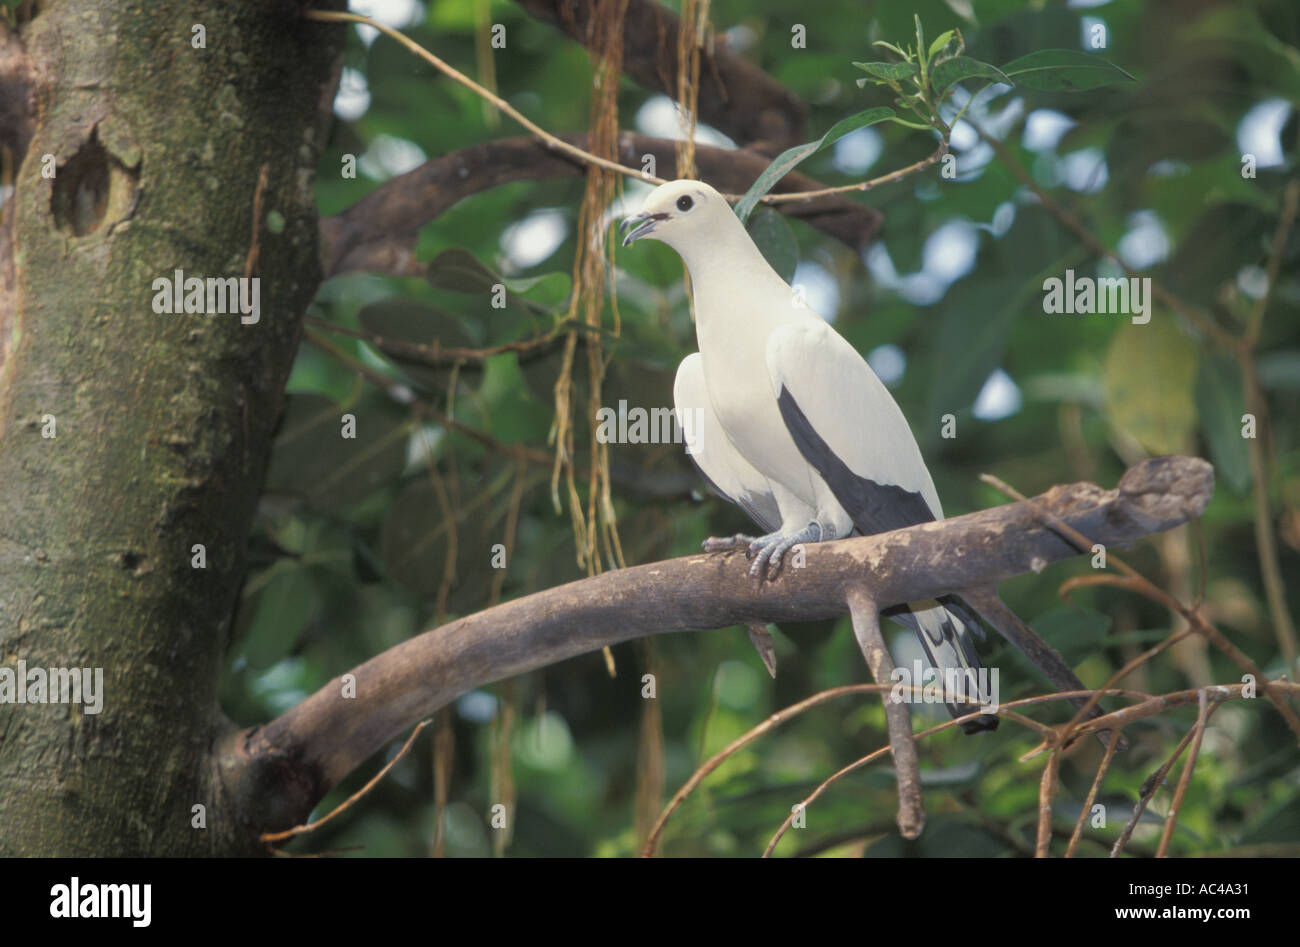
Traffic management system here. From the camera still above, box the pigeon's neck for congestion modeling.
[675,216,790,324]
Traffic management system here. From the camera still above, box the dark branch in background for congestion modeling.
[0,22,33,160]
[514,0,806,150]
[219,456,1218,841]
[0,21,33,361]
[319,132,882,278]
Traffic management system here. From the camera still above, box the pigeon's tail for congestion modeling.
[887,596,1000,734]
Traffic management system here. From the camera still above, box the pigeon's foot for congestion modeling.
[746,521,828,579]
[702,532,756,553]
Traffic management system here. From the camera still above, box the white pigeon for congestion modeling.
[622,179,997,732]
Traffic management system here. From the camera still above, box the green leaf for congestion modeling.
[734,107,896,223]
[425,248,502,292]
[746,208,799,282]
[872,40,909,59]
[358,298,476,388]
[1195,354,1250,494]
[851,60,920,82]
[478,352,552,444]
[928,29,956,61]
[238,563,317,670]
[929,57,1012,98]
[426,248,571,306]
[1000,49,1136,91]
[1103,317,1198,456]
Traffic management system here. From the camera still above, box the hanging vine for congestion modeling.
[550,0,633,675]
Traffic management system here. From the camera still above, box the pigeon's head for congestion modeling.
[620,180,730,252]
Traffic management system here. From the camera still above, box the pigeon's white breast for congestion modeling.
[693,277,824,509]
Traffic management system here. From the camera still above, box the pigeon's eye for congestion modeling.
[676,195,694,212]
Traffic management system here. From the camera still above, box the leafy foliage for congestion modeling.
[230,0,1300,858]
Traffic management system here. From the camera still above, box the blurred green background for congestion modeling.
[224,0,1300,856]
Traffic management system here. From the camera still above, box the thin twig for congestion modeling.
[243,163,269,279]
[1156,688,1211,857]
[761,707,1088,858]
[1244,178,1300,345]
[760,138,949,203]
[261,719,431,851]
[1110,729,1198,858]
[644,677,1292,857]
[1239,349,1298,671]
[1235,179,1300,672]
[981,472,1300,742]
[1110,699,1222,858]
[305,9,942,209]
[640,683,887,856]
[1036,747,1062,858]
[304,10,666,186]
[1065,728,1123,857]
[303,314,583,367]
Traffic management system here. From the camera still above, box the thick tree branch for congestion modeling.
[514,0,806,150]
[221,456,1215,840]
[319,132,882,278]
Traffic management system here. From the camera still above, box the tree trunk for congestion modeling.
[0,0,340,856]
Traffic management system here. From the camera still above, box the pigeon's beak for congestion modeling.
[620,212,666,248]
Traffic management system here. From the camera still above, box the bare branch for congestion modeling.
[1066,730,1123,857]
[982,470,1300,741]
[259,719,431,853]
[220,456,1214,837]
[641,683,883,857]
[1156,688,1211,857]
[513,0,806,150]
[306,9,661,187]
[848,588,924,839]
[1036,748,1062,857]
[319,132,882,278]
[1110,697,1222,858]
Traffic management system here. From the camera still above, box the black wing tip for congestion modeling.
[959,713,1001,735]
[777,384,935,537]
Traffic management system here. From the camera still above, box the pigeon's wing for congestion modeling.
[765,320,942,534]
[674,353,781,533]
[766,322,997,733]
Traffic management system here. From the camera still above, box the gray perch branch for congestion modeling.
[219,456,1214,842]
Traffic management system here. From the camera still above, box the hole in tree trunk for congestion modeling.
[51,130,113,236]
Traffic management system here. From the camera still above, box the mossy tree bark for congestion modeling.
[0,0,341,855]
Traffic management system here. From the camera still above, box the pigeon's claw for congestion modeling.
[702,532,756,552]
[746,521,825,579]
